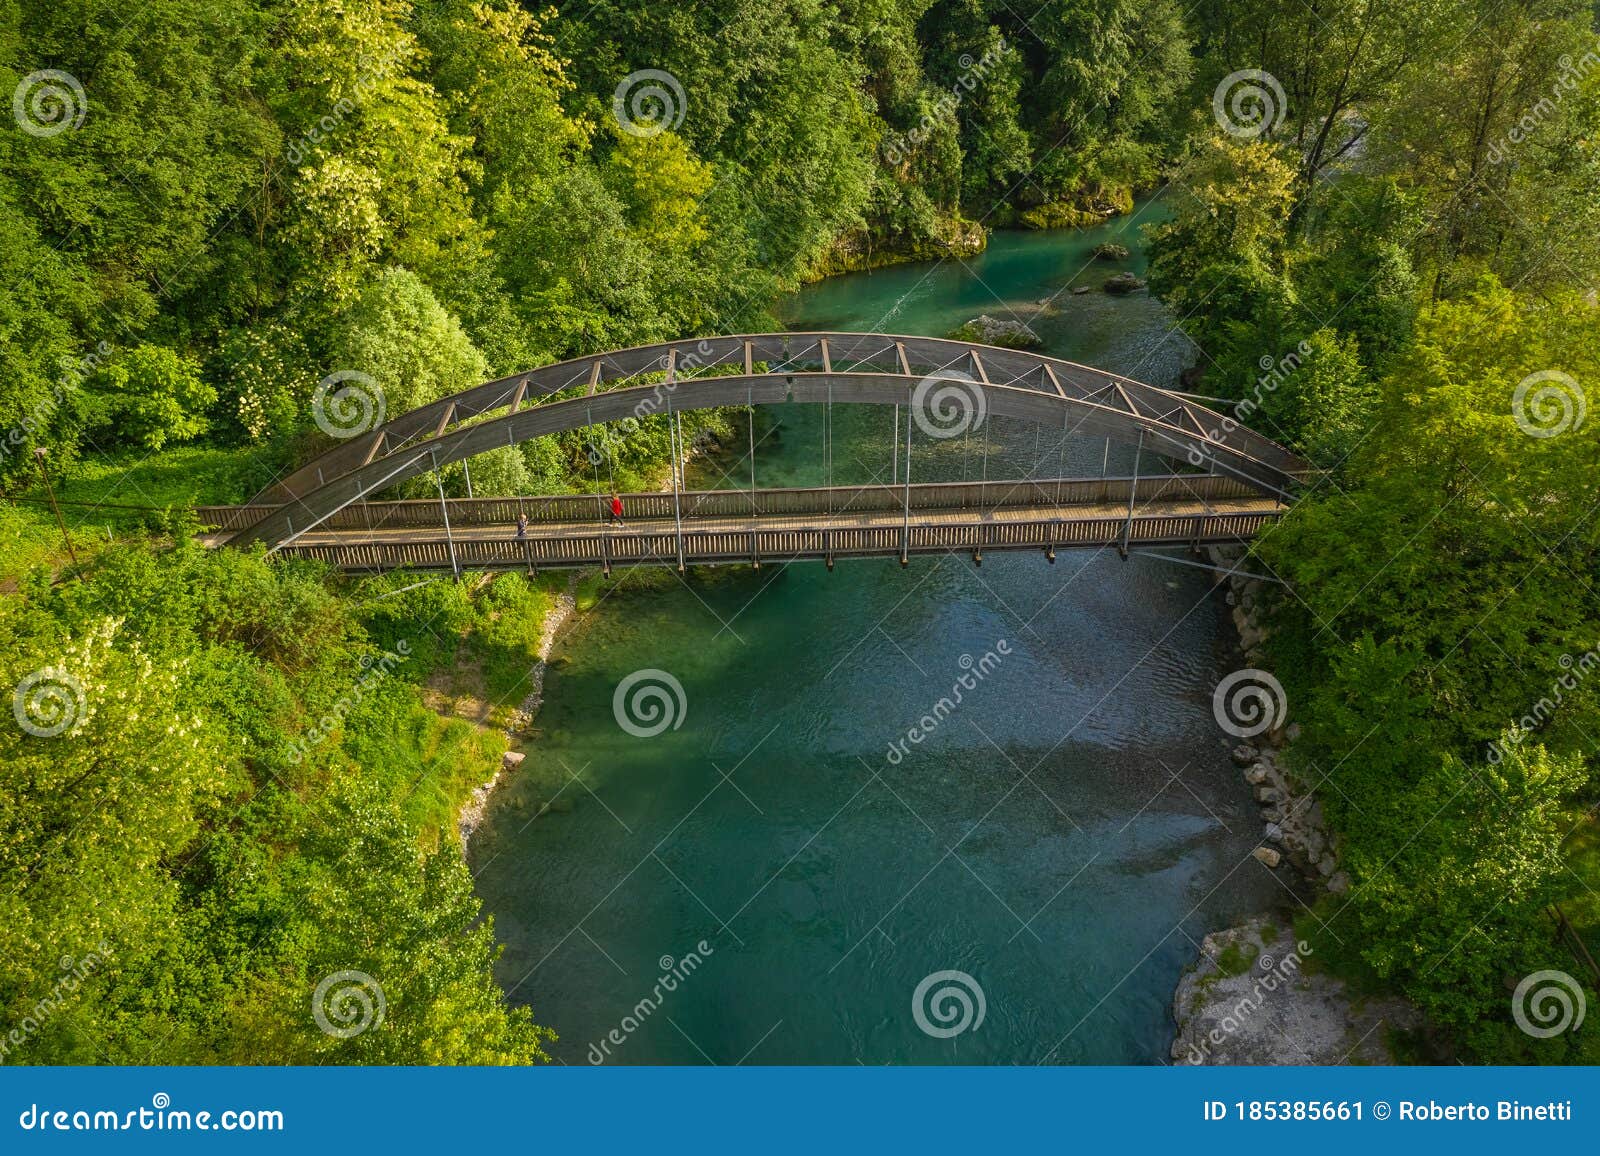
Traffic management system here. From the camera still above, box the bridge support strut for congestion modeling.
[431,451,460,581]
[1119,430,1144,561]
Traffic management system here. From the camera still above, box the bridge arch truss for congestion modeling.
[234,333,1311,550]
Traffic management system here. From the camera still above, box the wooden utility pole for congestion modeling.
[34,447,78,568]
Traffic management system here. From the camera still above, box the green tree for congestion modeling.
[82,344,216,451]
[331,268,488,417]
[1257,282,1600,1053]
[0,615,228,1037]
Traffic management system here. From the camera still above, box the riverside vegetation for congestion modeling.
[3,0,1599,1063]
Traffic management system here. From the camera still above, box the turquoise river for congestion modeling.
[468,201,1283,1064]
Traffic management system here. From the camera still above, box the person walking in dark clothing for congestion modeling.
[515,513,528,539]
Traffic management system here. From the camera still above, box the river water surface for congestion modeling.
[469,203,1280,1064]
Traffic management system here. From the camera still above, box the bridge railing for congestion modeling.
[195,473,1264,534]
[272,507,1283,575]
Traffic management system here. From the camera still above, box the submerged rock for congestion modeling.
[1103,271,1145,295]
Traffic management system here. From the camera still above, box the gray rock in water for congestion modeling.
[1103,271,1146,295]
[1071,285,1092,295]
[1230,743,1258,767]
[948,314,1044,349]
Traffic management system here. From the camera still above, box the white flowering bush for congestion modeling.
[1,618,225,1029]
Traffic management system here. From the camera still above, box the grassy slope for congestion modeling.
[4,442,562,848]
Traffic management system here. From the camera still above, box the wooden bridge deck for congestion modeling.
[199,475,1282,575]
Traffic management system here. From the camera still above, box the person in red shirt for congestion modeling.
[609,491,624,526]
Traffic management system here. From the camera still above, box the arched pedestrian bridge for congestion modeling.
[202,333,1312,575]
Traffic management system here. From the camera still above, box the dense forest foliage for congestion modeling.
[1139,0,1600,1062]
[1,0,1193,496]
[3,0,1599,1063]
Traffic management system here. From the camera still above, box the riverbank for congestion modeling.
[799,185,1141,282]
[1171,916,1420,1064]
[803,213,987,281]
[457,575,581,846]
[1168,547,1417,1064]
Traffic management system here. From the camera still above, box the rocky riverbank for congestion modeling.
[1167,548,1417,1063]
[457,576,580,846]
[1171,917,1419,1064]
[1210,546,1343,891]
[804,213,987,279]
